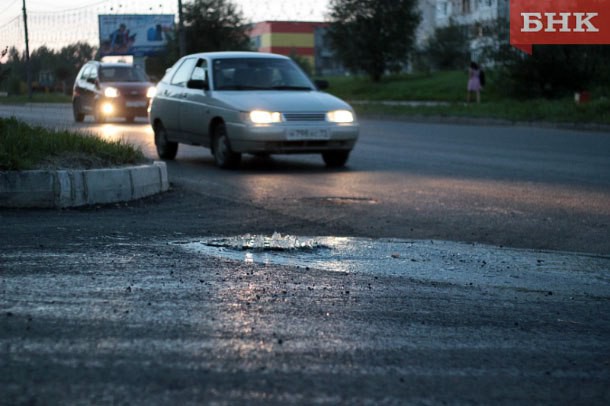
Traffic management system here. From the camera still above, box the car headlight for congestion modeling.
[104,87,119,98]
[146,86,157,98]
[249,110,282,124]
[101,102,114,114]
[327,110,354,123]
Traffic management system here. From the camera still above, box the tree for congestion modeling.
[182,0,252,54]
[422,22,470,71]
[327,0,420,82]
[0,47,10,88]
[492,43,610,99]
[1,42,96,95]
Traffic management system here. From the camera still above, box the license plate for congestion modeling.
[126,101,146,108]
[286,128,329,141]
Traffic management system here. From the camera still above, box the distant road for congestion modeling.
[2,103,610,254]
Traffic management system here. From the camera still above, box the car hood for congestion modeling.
[211,90,353,113]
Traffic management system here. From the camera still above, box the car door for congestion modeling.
[180,58,212,147]
[76,64,95,113]
[159,58,197,141]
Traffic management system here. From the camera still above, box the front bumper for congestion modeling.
[97,97,149,118]
[226,122,359,154]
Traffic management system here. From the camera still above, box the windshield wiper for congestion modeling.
[216,85,269,90]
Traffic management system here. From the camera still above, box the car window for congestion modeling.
[190,59,207,81]
[80,65,92,80]
[99,66,148,82]
[212,58,313,91]
[170,58,197,87]
[89,66,98,80]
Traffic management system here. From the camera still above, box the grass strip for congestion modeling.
[0,117,147,171]
[350,99,610,125]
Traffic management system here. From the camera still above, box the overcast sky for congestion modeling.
[1,0,330,53]
[1,0,330,25]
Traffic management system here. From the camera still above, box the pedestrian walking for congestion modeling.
[467,61,482,103]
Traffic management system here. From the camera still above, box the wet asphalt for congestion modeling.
[1,188,609,405]
[2,104,610,403]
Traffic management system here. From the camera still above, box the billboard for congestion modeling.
[99,14,175,57]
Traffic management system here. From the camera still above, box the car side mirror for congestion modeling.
[187,79,208,91]
[314,79,329,90]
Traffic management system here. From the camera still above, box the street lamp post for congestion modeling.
[178,0,186,56]
[22,0,32,99]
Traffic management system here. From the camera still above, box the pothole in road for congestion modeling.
[173,235,610,297]
[204,232,328,252]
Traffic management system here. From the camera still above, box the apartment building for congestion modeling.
[434,0,509,61]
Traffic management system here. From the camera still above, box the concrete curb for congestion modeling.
[0,161,169,208]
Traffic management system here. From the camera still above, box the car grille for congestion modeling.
[125,91,145,99]
[283,113,326,122]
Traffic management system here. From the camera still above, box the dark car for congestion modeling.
[72,61,156,123]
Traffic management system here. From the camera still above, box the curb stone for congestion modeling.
[0,161,169,208]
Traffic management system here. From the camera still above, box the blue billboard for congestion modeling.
[99,14,175,57]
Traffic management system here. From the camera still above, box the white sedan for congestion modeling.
[149,51,359,168]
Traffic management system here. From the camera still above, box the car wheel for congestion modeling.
[213,123,241,169]
[154,122,178,160]
[322,150,350,168]
[72,101,84,122]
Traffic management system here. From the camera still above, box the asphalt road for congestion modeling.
[1,104,609,404]
[2,103,609,253]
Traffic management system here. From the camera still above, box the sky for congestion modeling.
[0,0,331,54]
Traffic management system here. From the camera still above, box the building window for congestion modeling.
[437,1,449,17]
[462,0,471,14]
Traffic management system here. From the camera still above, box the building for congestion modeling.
[434,0,510,61]
[249,21,341,76]
[435,0,508,28]
[249,1,511,75]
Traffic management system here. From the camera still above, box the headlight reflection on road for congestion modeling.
[97,123,127,142]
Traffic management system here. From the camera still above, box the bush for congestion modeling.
[492,44,610,99]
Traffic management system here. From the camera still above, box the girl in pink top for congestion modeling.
[467,61,482,103]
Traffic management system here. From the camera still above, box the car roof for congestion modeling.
[98,63,136,68]
[183,51,290,61]
[86,61,136,68]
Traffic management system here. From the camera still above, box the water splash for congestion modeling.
[205,232,327,252]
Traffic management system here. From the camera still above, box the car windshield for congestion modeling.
[99,66,148,83]
[212,58,314,91]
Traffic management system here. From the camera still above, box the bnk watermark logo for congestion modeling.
[510,0,610,54]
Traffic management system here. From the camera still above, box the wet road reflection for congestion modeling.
[176,235,610,297]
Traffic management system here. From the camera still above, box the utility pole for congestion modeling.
[22,0,32,99]
[178,0,186,57]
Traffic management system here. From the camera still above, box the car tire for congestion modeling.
[322,150,350,168]
[213,123,241,169]
[154,122,178,160]
[72,101,84,122]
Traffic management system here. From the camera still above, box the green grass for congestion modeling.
[326,70,503,102]
[0,117,147,171]
[326,70,609,124]
[351,98,610,125]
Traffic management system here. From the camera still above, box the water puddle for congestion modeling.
[205,232,327,252]
[174,234,610,297]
